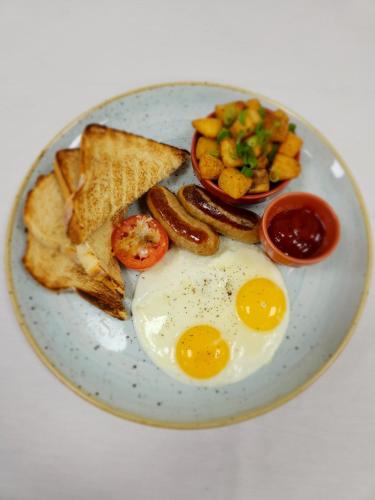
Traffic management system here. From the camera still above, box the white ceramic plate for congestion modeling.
[6,83,371,428]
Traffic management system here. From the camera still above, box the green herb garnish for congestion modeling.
[241,166,254,178]
[267,143,279,163]
[217,128,231,142]
[236,141,247,156]
[209,151,220,158]
[236,130,245,143]
[236,141,258,168]
[223,108,237,127]
[259,106,265,119]
[254,123,271,147]
[288,123,297,133]
[238,109,248,125]
[246,135,258,149]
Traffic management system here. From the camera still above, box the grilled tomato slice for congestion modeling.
[112,215,169,270]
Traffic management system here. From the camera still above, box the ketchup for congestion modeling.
[268,208,325,258]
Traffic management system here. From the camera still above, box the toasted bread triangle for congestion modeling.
[54,148,124,293]
[68,124,189,244]
[23,172,126,320]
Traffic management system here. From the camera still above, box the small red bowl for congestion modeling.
[259,192,340,266]
[191,124,291,205]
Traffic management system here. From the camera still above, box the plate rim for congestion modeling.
[5,81,373,429]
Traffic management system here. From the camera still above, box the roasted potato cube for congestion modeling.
[192,118,222,138]
[246,99,261,111]
[218,168,252,199]
[278,132,303,157]
[220,138,243,168]
[199,154,224,180]
[248,169,270,193]
[196,137,220,160]
[270,154,301,182]
[264,109,289,142]
[230,110,255,139]
[248,108,262,125]
[215,101,245,127]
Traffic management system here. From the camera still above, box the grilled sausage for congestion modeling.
[177,184,260,244]
[146,185,219,255]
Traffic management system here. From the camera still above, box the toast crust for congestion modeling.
[54,149,81,199]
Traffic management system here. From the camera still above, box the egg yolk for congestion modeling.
[236,277,286,332]
[176,325,230,379]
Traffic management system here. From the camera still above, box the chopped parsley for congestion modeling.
[236,130,245,143]
[246,135,258,149]
[267,143,279,163]
[259,106,266,119]
[238,109,248,125]
[217,128,231,142]
[236,141,258,168]
[288,123,297,133]
[236,140,249,157]
[223,108,237,127]
[241,166,254,178]
[254,123,271,147]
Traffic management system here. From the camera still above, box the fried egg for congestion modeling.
[132,238,289,386]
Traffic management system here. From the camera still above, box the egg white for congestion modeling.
[132,238,289,387]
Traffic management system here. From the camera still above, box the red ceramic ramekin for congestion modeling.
[259,192,340,266]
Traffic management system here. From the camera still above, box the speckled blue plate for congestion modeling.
[6,83,371,428]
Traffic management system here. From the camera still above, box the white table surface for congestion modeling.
[1,1,374,499]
